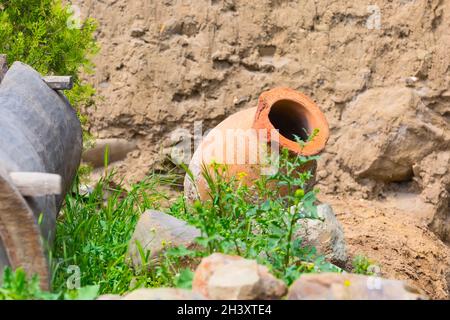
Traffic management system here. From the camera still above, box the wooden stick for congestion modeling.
[9,172,62,197]
[42,76,73,90]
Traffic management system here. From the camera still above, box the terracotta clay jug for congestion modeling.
[184,87,329,202]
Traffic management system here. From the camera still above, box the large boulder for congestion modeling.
[287,273,427,300]
[334,87,449,182]
[294,203,347,266]
[127,210,200,269]
[413,151,450,243]
[192,253,287,300]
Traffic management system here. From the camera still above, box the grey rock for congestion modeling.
[334,87,449,182]
[294,203,347,266]
[79,184,94,196]
[127,210,200,269]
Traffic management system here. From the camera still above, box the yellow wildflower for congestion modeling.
[237,172,248,180]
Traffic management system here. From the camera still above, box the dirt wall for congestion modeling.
[71,0,450,298]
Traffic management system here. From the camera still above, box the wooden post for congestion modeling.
[0,56,72,90]
[0,54,8,83]
[9,172,62,197]
[42,76,73,90]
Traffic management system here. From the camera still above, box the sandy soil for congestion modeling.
[320,193,449,299]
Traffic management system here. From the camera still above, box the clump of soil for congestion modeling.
[320,194,449,300]
[72,0,450,298]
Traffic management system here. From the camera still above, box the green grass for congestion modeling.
[0,267,99,300]
[0,267,60,300]
[51,171,176,295]
[2,135,345,299]
[1,170,189,299]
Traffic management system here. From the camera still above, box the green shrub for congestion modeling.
[0,0,98,130]
[172,135,341,285]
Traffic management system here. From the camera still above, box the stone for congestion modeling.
[79,184,94,196]
[287,273,427,300]
[207,260,261,300]
[333,87,449,182]
[130,28,146,38]
[294,204,347,266]
[127,210,200,269]
[405,76,418,87]
[192,253,287,300]
[122,288,205,300]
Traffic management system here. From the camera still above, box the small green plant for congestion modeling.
[0,267,98,300]
[174,268,194,289]
[352,255,378,275]
[0,267,59,300]
[63,284,100,300]
[127,241,199,291]
[76,163,93,184]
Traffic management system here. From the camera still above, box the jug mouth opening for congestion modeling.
[268,99,311,142]
[254,87,329,156]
